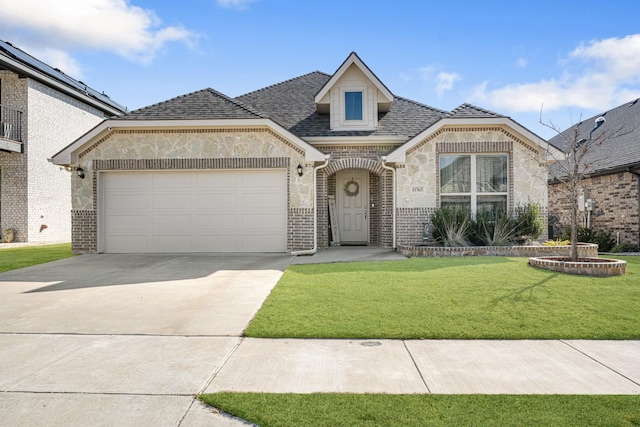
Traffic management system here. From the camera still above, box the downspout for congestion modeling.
[291,154,331,256]
[380,156,397,249]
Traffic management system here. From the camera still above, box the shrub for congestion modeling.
[610,243,640,253]
[543,239,571,246]
[562,227,616,252]
[513,202,545,243]
[470,209,516,246]
[431,205,471,247]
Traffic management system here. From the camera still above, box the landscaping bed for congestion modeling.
[399,243,598,258]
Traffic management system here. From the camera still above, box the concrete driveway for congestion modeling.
[0,253,292,426]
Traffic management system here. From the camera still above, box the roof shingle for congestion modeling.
[120,88,263,121]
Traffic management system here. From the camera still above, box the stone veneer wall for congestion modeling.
[395,127,548,246]
[549,172,640,245]
[73,129,312,253]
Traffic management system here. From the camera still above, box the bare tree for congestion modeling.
[539,111,631,261]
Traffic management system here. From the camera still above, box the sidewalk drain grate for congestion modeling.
[360,341,382,347]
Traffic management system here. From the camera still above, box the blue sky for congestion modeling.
[2,0,640,138]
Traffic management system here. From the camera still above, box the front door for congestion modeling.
[336,170,369,244]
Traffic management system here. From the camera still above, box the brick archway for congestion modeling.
[325,158,386,176]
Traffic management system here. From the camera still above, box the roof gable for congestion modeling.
[450,103,505,118]
[314,52,393,113]
[120,88,263,120]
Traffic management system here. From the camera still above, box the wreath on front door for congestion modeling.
[344,179,360,197]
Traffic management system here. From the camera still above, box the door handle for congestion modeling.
[364,208,368,220]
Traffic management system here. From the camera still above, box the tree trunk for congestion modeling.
[570,186,579,262]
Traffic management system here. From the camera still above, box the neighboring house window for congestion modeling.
[440,154,508,214]
[344,91,363,121]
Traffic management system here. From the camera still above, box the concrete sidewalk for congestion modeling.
[205,338,640,395]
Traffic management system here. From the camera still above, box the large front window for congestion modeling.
[344,91,363,121]
[440,154,508,214]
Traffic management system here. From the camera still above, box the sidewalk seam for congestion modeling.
[403,340,431,393]
[560,340,640,388]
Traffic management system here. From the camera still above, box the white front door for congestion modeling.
[336,170,369,244]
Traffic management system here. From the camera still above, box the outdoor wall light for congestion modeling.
[76,167,85,179]
[297,164,303,177]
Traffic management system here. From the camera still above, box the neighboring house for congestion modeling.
[0,40,126,243]
[548,99,640,246]
[52,52,554,254]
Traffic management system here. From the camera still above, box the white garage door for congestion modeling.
[100,170,287,253]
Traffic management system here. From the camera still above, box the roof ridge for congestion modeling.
[236,71,331,99]
[204,87,265,118]
[124,88,262,118]
[452,103,504,117]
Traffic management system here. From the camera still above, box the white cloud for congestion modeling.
[516,57,528,68]
[0,0,197,64]
[31,48,84,78]
[472,34,640,113]
[419,66,461,96]
[216,0,258,10]
[436,72,461,96]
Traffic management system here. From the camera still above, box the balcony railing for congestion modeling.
[1,104,23,142]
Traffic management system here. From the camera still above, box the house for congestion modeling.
[548,99,640,246]
[0,40,126,243]
[52,52,553,254]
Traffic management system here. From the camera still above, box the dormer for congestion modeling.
[315,52,393,131]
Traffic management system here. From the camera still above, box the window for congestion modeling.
[344,91,363,121]
[440,154,508,214]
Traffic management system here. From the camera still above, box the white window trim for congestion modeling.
[338,86,368,128]
[439,153,509,215]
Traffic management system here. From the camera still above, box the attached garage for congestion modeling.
[99,169,287,253]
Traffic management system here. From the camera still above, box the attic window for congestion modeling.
[345,91,363,120]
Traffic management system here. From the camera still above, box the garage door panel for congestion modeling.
[242,193,284,209]
[151,235,194,252]
[242,171,281,187]
[242,213,285,230]
[104,214,148,232]
[197,193,239,210]
[152,214,193,231]
[102,170,286,253]
[152,173,192,188]
[196,214,238,230]
[197,172,238,188]
[105,194,148,210]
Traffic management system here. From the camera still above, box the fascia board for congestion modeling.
[386,117,562,163]
[304,135,407,145]
[52,118,326,166]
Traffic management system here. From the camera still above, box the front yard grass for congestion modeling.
[245,256,640,339]
[0,243,73,273]
[201,393,640,427]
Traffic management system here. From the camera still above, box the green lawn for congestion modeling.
[0,243,73,273]
[201,393,640,427]
[246,256,640,339]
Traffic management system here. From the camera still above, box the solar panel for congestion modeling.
[0,40,126,113]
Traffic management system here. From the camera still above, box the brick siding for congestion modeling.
[549,172,640,245]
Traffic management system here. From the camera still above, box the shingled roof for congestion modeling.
[236,72,449,138]
[450,103,505,118]
[119,88,263,120]
[548,98,640,174]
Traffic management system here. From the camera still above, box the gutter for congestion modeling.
[380,156,397,249]
[291,155,331,256]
